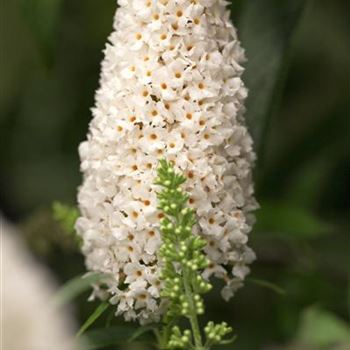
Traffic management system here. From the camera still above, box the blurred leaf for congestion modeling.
[261,106,349,198]
[248,277,286,296]
[21,208,79,256]
[105,308,115,328]
[238,0,307,157]
[285,158,334,209]
[348,278,350,318]
[52,201,81,246]
[81,326,155,349]
[81,326,135,350]
[219,335,237,345]
[77,301,109,337]
[54,273,110,306]
[255,200,330,240]
[128,324,158,343]
[295,306,350,347]
[20,0,62,65]
[52,201,79,233]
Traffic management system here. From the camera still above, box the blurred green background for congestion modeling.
[1,0,349,349]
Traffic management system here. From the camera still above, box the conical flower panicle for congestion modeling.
[76,0,257,323]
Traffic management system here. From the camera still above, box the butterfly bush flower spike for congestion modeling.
[76,0,257,324]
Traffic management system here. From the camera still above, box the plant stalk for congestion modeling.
[183,267,204,350]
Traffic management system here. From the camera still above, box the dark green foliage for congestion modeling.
[19,0,63,66]
[54,273,109,307]
[77,301,110,337]
[80,325,154,350]
[238,0,307,159]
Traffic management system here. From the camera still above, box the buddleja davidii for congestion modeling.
[155,159,234,350]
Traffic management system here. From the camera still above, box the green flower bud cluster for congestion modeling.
[204,322,234,347]
[168,327,192,349]
[155,159,235,350]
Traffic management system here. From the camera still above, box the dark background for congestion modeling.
[1,0,349,349]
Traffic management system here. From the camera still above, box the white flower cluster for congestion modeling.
[76,0,257,323]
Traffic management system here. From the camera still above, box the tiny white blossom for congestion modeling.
[77,0,257,324]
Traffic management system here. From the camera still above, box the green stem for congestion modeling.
[157,319,176,349]
[154,329,164,349]
[177,210,203,350]
[175,212,203,349]
[183,267,204,350]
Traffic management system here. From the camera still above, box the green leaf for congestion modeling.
[20,0,62,66]
[255,200,330,240]
[80,326,154,350]
[77,302,109,337]
[237,0,307,157]
[248,277,286,296]
[296,306,350,347]
[53,273,109,306]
